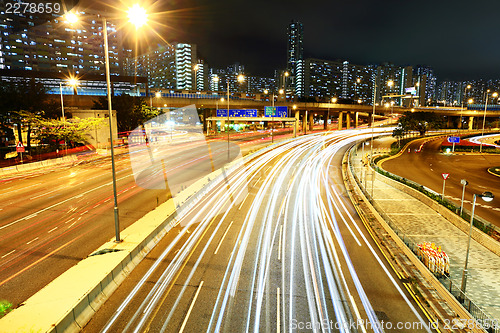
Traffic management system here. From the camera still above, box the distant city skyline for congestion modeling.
[123,0,499,81]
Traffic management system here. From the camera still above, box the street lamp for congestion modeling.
[66,6,148,242]
[59,77,78,154]
[193,64,199,91]
[461,191,494,294]
[264,88,284,143]
[480,91,498,153]
[354,78,360,101]
[226,74,244,159]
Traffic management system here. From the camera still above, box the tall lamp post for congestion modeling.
[460,84,471,131]
[480,91,498,153]
[227,74,244,159]
[65,6,148,243]
[461,191,494,294]
[264,88,284,143]
[59,78,78,155]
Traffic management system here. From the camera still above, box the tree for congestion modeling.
[93,94,161,132]
[0,80,52,151]
[36,117,106,150]
[397,111,443,136]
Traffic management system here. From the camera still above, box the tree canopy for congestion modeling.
[92,94,162,132]
[393,111,443,137]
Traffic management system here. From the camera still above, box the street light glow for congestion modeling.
[493,92,498,98]
[237,74,245,83]
[387,80,394,87]
[331,97,337,103]
[127,4,148,29]
[279,88,284,95]
[468,98,474,104]
[68,77,78,87]
[65,12,79,24]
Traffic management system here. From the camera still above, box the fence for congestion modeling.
[348,142,499,333]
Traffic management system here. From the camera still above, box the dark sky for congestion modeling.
[94,0,500,81]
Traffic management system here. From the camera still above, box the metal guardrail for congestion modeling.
[348,142,499,333]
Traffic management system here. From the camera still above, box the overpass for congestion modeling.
[59,92,500,132]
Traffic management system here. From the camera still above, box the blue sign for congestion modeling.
[217,109,258,117]
[264,106,288,117]
[447,136,460,143]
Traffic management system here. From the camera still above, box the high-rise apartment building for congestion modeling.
[0,7,126,75]
[287,20,304,97]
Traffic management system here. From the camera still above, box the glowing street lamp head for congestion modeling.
[212,76,219,82]
[237,74,245,83]
[220,97,225,102]
[264,89,269,95]
[493,92,499,98]
[284,71,289,77]
[357,99,362,104]
[155,91,161,98]
[293,104,297,110]
[128,4,148,29]
[279,88,284,95]
[193,64,199,71]
[331,97,337,103]
[387,80,394,87]
[385,103,390,108]
[68,78,79,87]
[65,12,79,24]
[356,78,361,83]
[467,84,471,89]
[468,98,474,104]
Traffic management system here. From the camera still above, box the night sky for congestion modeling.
[90,0,500,81]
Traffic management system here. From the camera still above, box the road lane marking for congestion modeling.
[26,237,39,245]
[277,287,281,333]
[68,222,77,228]
[29,188,60,200]
[178,281,204,333]
[278,224,283,261]
[1,250,15,259]
[65,217,75,224]
[214,221,233,255]
[48,227,58,233]
[238,193,249,210]
[0,173,133,231]
[254,176,261,186]
[80,210,88,216]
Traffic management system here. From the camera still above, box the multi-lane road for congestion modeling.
[381,136,500,227]
[82,129,433,332]
[0,129,280,308]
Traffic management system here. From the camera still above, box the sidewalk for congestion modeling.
[352,138,500,322]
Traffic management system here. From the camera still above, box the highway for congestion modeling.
[82,129,433,333]
[381,136,500,227]
[0,129,283,309]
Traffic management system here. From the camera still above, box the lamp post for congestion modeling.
[459,179,468,216]
[227,74,244,159]
[59,78,78,155]
[354,78,360,101]
[193,64,199,91]
[460,84,471,131]
[370,79,378,199]
[387,80,394,114]
[65,6,147,243]
[292,104,297,138]
[461,191,494,294]
[480,91,498,153]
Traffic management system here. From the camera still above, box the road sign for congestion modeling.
[16,142,25,153]
[216,109,258,117]
[442,173,449,180]
[447,136,460,143]
[264,106,288,117]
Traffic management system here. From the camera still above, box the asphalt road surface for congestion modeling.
[0,130,280,309]
[82,128,433,333]
[381,137,500,227]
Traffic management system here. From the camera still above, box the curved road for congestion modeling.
[381,137,500,228]
[82,129,433,333]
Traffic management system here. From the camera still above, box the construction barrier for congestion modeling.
[417,242,450,277]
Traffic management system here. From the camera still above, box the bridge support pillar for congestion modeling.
[220,119,226,132]
[355,112,359,128]
[302,111,308,133]
[468,116,474,131]
[346,112,351,129]
[338,112,344,130]
[458,116,462,129]
[309,112,314,131]
[447,116,453,128]
[324,110,329,130]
